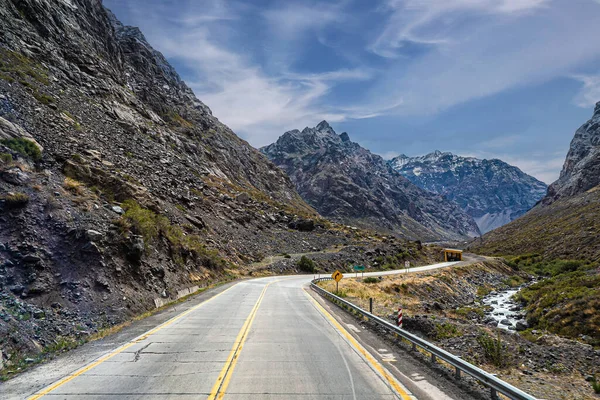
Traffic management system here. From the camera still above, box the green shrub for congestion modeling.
[2,192,29,208]
[363,277,378,284]
[477,332,508,368]
[0,138,41,160]
[119,200,227,269]
[297,256,316,273]
[591,376,600,394]
[0,153,12,164]
[435,323,462,340]
[33,91,55,105]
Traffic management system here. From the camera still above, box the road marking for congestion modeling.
[207,278,284,400]
[27,283,240,400]
[304,290,414,400]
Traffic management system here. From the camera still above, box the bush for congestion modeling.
[435,323,462,340]
[591,376,600,394]
[119,199,227,269]
[2,192,29,208]
[363,277,378,284]
[0,138,41,160]
[297,256,316,273]
[0,153,12,164]
[477,332,507,368]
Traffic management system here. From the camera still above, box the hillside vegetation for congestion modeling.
[469,188,600,347]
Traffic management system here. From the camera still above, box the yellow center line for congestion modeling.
[303,289,414,400]
[28,283,240,400]
[207,278,286,400]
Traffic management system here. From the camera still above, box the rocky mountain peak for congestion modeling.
[262,124,481,240]
[316,120,334,134]
[545,102,600,202]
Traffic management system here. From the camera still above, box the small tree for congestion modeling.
[297,256,316,273]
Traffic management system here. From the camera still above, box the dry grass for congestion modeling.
[63,177,85,195]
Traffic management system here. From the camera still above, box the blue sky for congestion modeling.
[104,0,600,183]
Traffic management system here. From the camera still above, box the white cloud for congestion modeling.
[370,0,549,58]
[572,73,600,108]
[365,1,600,116]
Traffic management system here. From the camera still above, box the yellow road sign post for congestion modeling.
[331,270,343,293]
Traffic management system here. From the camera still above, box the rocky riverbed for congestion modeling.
[482,286,529,331]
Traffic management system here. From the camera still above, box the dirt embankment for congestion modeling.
[319,259,600,400]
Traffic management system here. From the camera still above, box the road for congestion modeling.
[5,261,460,400]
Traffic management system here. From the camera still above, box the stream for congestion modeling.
[482,287,528,331]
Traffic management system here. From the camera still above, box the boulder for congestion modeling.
[500,319,512,326]
[86,230,103,242]
[0,116,44,152]
[516,321,529,331]
[236,192,250,203]
[288,219,315,232]
[2,168,29,185]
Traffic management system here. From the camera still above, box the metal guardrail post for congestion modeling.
[491,388,499,400]
[310,278,538,400]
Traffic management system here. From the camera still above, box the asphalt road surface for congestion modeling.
[6,262,461,400]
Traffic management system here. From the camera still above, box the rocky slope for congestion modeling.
[0,0,430,375]
[546,101,600,203]
[390,152,547,233]
[261,122,480,241]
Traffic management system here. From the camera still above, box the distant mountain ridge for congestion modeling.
[261,122,481,241]
[390,151,547,233]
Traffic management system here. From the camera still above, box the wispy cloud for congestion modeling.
[572,73,600,108]
[365,0,600,115]
[369,0,549,58]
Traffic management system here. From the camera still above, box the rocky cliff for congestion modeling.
[390,152,547,233]
[262,122,481,240]
[546,102,600,203]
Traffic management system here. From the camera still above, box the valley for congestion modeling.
[0,1,598,399]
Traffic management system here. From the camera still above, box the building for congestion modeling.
[443,249,463,262]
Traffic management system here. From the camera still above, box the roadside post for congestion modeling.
[397,307,403,328]
[331,270,343,293]
[369,297,373,313]
[405,261,410,273]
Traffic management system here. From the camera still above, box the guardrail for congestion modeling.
[310,278,537,400]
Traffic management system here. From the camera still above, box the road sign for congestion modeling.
[353,265,365,271]
[405,261,410,268]
[331,270,343,282]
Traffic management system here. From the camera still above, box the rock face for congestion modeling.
[390,152,547,233]
[262,122,480,240]
[546,102,600,203]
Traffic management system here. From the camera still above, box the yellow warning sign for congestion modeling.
[331,270,343,282]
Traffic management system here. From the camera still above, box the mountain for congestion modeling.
[390,152,547,233]
[261,122,481,241]
[545,102,600,203]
